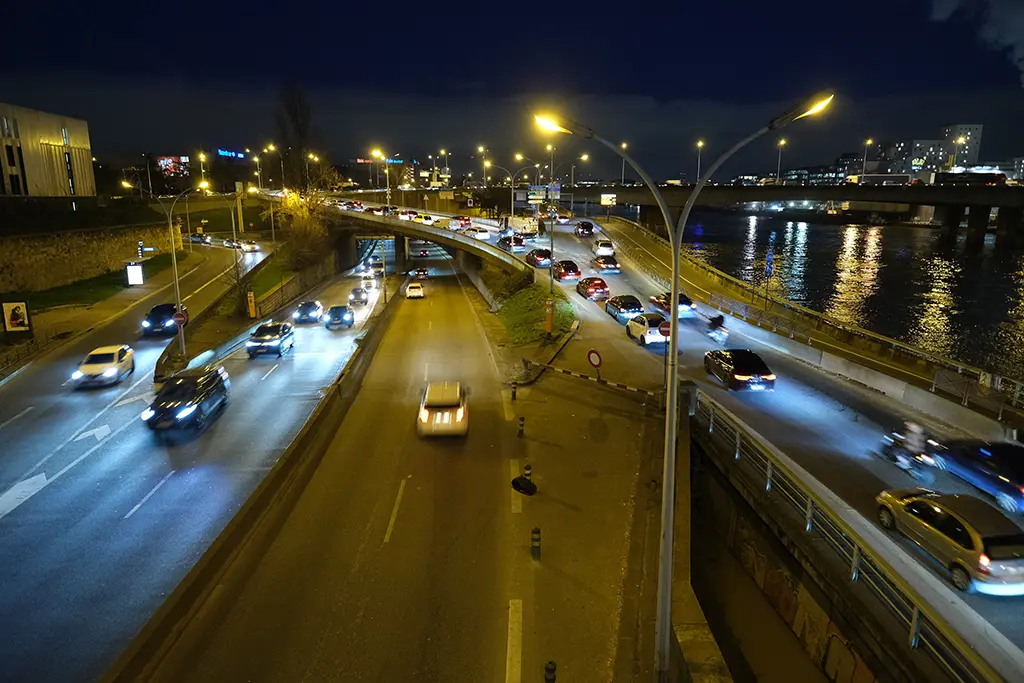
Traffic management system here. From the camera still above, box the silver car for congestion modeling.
[876,488,1024,595]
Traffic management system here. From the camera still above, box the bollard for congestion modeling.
[518,416,525,437]
[511,381,518,401]
[531,527,541,560]
[544,661,556,682]
[524,463,532,480]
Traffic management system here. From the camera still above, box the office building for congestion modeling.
[881,140,946,174]
[0,103,96,197]
[943,124,983,168]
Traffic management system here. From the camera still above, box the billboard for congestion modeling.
[2,302,31,332]
[528,185,547,204]
[600,194,617,206]
[155,156,190,177]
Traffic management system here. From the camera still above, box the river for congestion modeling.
[611,207,1024,380]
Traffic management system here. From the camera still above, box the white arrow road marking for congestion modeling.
[115,392,155,408]
[74,424,111,443]
[1,419,134,521]
[0,474,48,518]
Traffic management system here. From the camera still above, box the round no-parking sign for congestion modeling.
[587,349,602,369]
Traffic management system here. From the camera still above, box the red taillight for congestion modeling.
[763,374,776,380]
[588,288,595,293]
[733,374,753,381]
[979,554,992,574]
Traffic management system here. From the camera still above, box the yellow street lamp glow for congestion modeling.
[477,145,485,153]
[534,115,572,135]
[865,139,873,146]
[198,180,209,189]
[621,142,627,150]
[515,153,524,161]
[267,144,276,151]
[121,180,133,189]
[198,152,206,162]
[580,154,589,161]
[778,139,787,147]
[252,156,259,163]
[439,148,446,155]
[308,153,315,160]
[957,136,967,145]
[795,93,835,121]
[484,160,492,168]
[546,144,553,151]
[245,148,251,153]
[247,186,258,193]
[697,140,705,149]
[313,156,319,162]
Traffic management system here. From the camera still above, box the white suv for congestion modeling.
[594,239,615,257]
[417,382,468,436]
[406,283,424,299]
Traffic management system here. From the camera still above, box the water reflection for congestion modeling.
[908,253,958,357]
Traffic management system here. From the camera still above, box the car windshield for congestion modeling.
[598,241,612,247]
[646,315,667,327]
[328,306,348,316]
[618,296,640,307]
[534,249,551,258]
[409,284,422,290]
[149,304,176,316]
[558,261,577,270]
[983,534,1024,560]
[84,352,115,364]
[158,378,198,401]
[728,351,771,374]
[254,324,282,337]
[299,302,318,312]
[578,222,592,229]
[352,289,366,296]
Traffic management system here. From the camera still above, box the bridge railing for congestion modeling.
[599,215,1024,423]
[693,390,1018,683]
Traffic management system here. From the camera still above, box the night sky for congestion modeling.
[4,0,1024,179]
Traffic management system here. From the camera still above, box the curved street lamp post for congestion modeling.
[535,89,835,681]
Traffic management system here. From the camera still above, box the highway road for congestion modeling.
[0,242,381,683]
[541,217,1024,653]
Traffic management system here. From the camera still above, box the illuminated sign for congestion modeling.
[217,148,246,159]
[600,193,617,206]
[155,156,190,177]
[126,263,144,285]
[354,157,402,164]
[528,185,547,204]
[912,158,926,167]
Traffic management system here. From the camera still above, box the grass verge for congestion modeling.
[498,282,574,346]
[2,252,180,311]
[249,256,295,299]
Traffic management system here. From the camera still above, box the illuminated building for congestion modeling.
[0,103,96,197]
[943,124,983,167]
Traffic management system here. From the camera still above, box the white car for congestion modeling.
[406,283,425,299]
[71,345,135,387]
[464,227,491,240]
[240,240,260,252]
[594,239,615,257]
[626,313,669,346]
[417,381,468,436]
[361,273,376,290]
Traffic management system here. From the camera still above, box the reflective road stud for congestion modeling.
[531,527,541,560]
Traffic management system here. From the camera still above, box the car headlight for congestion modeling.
[164,319,176,326]
[344,313,353,320]
[267,339,281,346]
[176,405,197,420]
[141,408,155,421]
[141,320,151,328]
[349,294,355,300]
[245,340,258,347]
[71,370,83,380]
[292,311,300,318]
[102,368,118,377]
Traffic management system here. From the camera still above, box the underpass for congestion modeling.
[0,245,381,682]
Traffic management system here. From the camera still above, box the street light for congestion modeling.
[952,135,968,168]
[439,148,449,176]
[198,152,207,182]
[252,155,263,188]
[546,144,556,184]
[477,145,489,187]
[776,138,787,184]
[696,140,705,183]
[536,87,836,682]
[862,138,873,175]
[620,142,628,184]
[121,179,210,356]
[263,144,286,191]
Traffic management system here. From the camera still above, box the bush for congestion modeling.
[480,264,533,303]
[498,283,574,346]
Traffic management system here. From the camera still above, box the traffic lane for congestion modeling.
[0,247,248,480]
[0,274,375,683]
[556,232,1024,647]
[154,266,513,683]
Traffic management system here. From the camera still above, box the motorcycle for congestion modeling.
[874,429,936,484]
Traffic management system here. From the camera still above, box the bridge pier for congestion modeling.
[938,204,965,246]
[638,204,670,239]
[394,235,409,273]
[334,233,357,270]
[965,206,991,250]
[996,207,1023,249]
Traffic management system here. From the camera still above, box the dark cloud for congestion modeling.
[932,0,1024,85]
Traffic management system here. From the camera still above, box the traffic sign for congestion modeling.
[172,311,188,325]
[587,349,602,369]
[659,320,671,337]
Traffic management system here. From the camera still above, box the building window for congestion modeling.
[10,174,21,195]
[61,126,69,146]
[65,151,76,196]
[17,146,27,193]
[12,118,18,138]
[0,171,5,194]
[4,145,13,167]
[1,117,9,138]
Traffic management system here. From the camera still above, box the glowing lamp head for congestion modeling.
[534,114,572,135]
[121,180,133,189]
[198,180,210,190]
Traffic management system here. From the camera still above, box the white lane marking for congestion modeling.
[502,390,515,422]
[123,470,175,519]
[0,406,34,431]
[182,257,249,302]
[261,364,279,381]
[1,419,134,521]
[74,424,111,443]
[0,474,47,518]
[423,362,430,382]
[509,459,522,514]
[383,477,409,543]
[505,599,523,683]
[61,377,74,387]
[21,372,151,480]
[115,392,155,408]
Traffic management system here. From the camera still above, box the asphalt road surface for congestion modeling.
[149,247,521,682]
[0,242,382,683]
[543,217,1024,654]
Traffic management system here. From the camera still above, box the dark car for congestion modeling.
[650,291,698,318]
[553,260,581,281]
[293,300,325,324]
[575,221,595,237]
[141,365,230,432]
[605,294,643,320]
[419,248,429,257]
[592,255,621,274]
[141,303,187,335]
[931,441,1024,514]
[349,287,369,305]
[415,267,429,280]
[497,235,526,253]
[189,234,212,245]
[246,322,295,358]
[454,215,472,228]
[324,305,355,329]
[576,277,610,301]
[704,349,776,392]
[525,248,552,267]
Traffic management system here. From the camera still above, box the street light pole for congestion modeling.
[696,140,704,183]
[477,146,488,187]
[776,138,787,184]
[862,138,873,175]
[535,90,836,681]
[620,142,628,184]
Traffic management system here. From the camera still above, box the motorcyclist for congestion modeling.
[708,314,725,332]
[896,420,926,469]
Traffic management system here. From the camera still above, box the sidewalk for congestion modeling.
[0,251,208,382]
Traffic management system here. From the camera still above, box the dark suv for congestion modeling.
[246,322,295,358]
[141,365,230,432]
[933,441,1024,514]
[142,303,187,335]
[324,305,354,329]
[575,221,595,237]
[498,235,526,253]
[553,260,581,281]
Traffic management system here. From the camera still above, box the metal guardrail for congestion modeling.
[600,215,1024,421]
[693,390,1015,683]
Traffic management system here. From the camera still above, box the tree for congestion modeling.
[275,83,312,189]
[261,163,345,270]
